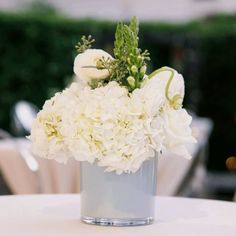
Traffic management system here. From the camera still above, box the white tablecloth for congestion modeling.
[0,194,235,236]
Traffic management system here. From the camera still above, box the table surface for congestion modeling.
[0,194,235,236]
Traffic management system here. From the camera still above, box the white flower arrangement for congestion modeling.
[30,18,196,174]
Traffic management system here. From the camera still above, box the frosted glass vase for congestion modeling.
[80,158,157,226]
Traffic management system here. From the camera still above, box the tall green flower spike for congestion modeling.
[109,16,150,91]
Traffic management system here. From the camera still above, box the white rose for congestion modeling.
[161,107,196,159]
[73,49,113,83]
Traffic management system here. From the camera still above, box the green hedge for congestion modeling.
[0,12,235,171]
[198,34,236,170]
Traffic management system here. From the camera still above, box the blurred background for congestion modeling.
[0,0,235,200]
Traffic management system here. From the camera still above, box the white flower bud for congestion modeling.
[74,49,113,84]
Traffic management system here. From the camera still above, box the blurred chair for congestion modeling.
[0,129,12,195]
[0,139,80,194]
[11,100,39,172]
[0,100,40,194]
[11,100,39,137]
[0,130,11,139]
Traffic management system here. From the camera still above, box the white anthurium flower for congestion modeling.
[147,67,185,109]
[73,49,113,83]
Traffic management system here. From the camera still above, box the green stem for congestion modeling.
[148,67,175,102]
[81,66,97,69]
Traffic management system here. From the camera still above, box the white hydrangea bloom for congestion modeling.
[30,66,196,174]
[30,93,72,163]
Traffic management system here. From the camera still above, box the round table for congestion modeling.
[0,194,235,236]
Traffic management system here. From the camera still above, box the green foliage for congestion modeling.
[198,34,236,171]
[25,1,59,17]
[75,35,95,54]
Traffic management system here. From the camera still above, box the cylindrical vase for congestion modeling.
[80,158,157,226]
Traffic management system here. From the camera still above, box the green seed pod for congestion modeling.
[131,65,138,74]
[170,95,183,110]
[96,59,103,69]
[140,65,147,76]
[137,55,143,62]
[136,48,140,54]
[127,76,135,87]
